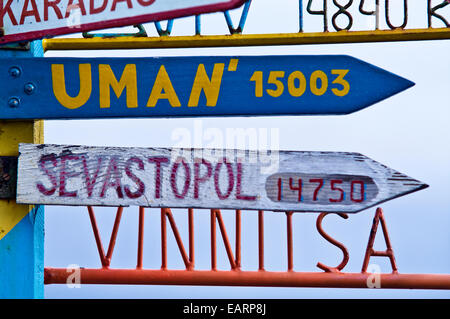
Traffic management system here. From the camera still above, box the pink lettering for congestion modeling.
[111,0,133,11]
[137,0,156,6]
[193,158,212,199]
[214,158,234,200]
[236,162,257,201]
[36,154,58,196]
[124,157,145,199]
[90,0,107,14]
[20,0,41,25]
[0,0,17,27]
[44,0,63,21]
[170,157,191,199]
[82,156,103,198]
[65,0,87,18]
[148,157,169,199]
[59,154,80,197]
[100,157,123,198]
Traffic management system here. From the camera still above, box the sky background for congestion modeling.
[42,0,450,298]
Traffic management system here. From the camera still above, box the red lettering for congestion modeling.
[20,0,41,25]
[329,179,344,202]
[277,177,282,201]
[90,0,107,14]
[82,156,103,197]
[111,0,133,11]
[44,0,63,21]
[214,159,234,200]
[148,157,169,199]
[137,0,155,6]
[288,177,302,202]
[170,157,191,199]
[316,213,349,272]
[361,208,398,273]
[100,157,124,198]
[0,0,18,27]
[193,158,212,199]
[124,157,145,199]
[309,178,324,201]
[59,154,80,197]
[65,0,86,18]
[351,180,365,203]
[236,162,256,201]
[36,154,58,196]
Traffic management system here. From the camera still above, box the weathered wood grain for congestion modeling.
[17,143,428,213]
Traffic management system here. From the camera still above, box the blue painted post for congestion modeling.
[0,41,45,299]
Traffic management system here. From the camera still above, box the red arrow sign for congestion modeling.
[0,0,246,44]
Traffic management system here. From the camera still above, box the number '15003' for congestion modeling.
[250,69,350,98]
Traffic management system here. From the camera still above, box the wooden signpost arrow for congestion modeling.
[0,0,447,298]
[0,55,414,120]
[0,0,246,44]
[17,143,428,213]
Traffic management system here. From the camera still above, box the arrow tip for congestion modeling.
[401,77,415,90]
[342,56,416,115]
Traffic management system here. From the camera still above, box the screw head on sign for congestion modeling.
[24,83,35,95]
[8,66,21,78]
[8,97,20,108]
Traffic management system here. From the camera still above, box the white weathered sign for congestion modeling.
[17,143,428,213]
[0,0,246,44]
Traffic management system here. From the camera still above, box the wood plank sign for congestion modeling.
[0,0,246,44]
[0,55,414,120]
[17,143,428,213]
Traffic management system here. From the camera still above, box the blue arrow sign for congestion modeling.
[0,55,414,120]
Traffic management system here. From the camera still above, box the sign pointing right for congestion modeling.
[0,55,414,120]
[17,144,428,213]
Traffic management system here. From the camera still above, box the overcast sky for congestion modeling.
[42,0,450,298]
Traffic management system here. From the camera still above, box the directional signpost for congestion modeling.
[0,0,246,44]
[1,0,449,300]
[0,41,45,299]
[41,0,450,51]
[0,55,413,119]
[17,143,428,213]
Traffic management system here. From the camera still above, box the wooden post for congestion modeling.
[0,41,44,298]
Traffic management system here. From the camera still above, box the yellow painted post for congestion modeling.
[0,41,45,299]
[0,121,43,239]
[42,28,450,51]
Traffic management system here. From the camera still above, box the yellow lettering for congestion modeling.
[250,71,263,97]
[99,64,138,108]
[266,71,285,98]
[331,69,350,97]
[310,70,328,96]
[288,71,307,97]
[147,65,181,107]
[228,59,239,72]
[52,64,92,110]
[188,63,225,107]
